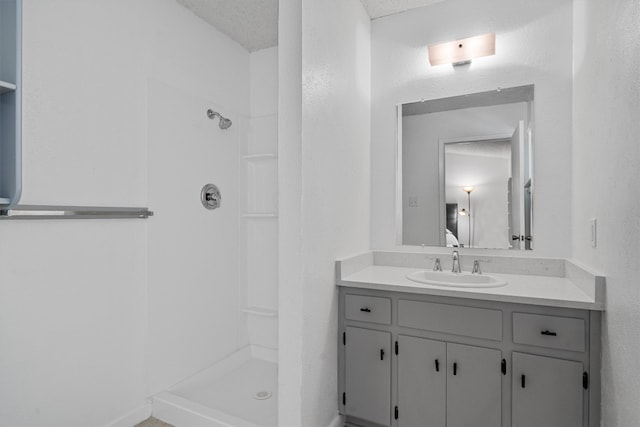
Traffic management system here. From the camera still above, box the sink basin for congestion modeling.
[406,270,507,288]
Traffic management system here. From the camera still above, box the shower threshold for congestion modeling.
[153,346,277,427]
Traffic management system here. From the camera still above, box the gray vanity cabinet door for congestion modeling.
[345,327,391,426]
[512,352,583,427]
[446,343,502,427]
[397,335,446,427]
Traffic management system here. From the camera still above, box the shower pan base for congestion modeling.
[153,346,277,427]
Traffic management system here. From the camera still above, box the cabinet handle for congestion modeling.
[541,330,557,336]
[453,362,457,376]
[521,374,526,388]
[360,308,371,313]
[380,349,385,361]
[435,359,440,372]
[501,359,507,375]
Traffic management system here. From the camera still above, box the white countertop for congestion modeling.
[339,265,604,311]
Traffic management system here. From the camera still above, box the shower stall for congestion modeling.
[146,46,279,427]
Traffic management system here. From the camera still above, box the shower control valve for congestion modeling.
[201,184,222,210]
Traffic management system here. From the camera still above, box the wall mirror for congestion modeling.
[397,85,534,250]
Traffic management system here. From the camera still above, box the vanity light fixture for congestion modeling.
[428,33,496,66]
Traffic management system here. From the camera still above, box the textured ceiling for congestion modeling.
[359,0,445,19]
[174,0,444,52]
[175,0,278,52]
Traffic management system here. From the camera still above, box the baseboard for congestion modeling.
[105,402,152,427]
[328,413,345,427]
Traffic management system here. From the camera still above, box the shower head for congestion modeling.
[219,117,232,130]
[207,109,233,130]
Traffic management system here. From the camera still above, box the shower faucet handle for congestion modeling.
[201,184,222,210]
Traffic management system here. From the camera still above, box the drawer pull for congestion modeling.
[541,330,557,336]
[360,308,371,313]
[521,374,526,388]
[380,349,385,361]
[435,359,440,372]
[453,362,457,376]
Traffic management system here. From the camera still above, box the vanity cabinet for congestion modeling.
[398,336,501,427]
[397,336,446,426]
[344,327,392,426]
[338,288,600,427]
[512,352,584,427]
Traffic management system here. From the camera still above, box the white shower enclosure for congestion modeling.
[147,46,279,427]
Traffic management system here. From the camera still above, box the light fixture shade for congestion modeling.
[428,33,495,66]
[463,185,475,193]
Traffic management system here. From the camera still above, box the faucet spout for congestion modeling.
[452,250,462,273]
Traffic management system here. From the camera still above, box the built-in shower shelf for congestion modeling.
[0,80,17,95]
[242,212,278,219]
[241,306,278,317]
[243,153,277,160]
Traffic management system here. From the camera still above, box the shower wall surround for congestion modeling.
[371,0,574,257]
[240,46,279,350]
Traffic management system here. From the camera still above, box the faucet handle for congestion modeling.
[472,260,482,275]
[433,258,442,272]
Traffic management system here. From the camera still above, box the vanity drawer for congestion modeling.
[513,313,585,352]
[398,300,502,341]
[345,295,391,325]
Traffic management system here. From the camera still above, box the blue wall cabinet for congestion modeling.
[0,0,22,206]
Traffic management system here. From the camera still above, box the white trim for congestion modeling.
[327,413,345,427]
[105,403,152,427]
[438,133,513,145]
[395,105,404,245]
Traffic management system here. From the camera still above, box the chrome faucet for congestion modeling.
[433,258,442,272]
[451,251,462,273]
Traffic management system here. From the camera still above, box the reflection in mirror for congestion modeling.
[398,85,534,250]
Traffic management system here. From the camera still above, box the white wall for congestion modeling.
[445,153,511,249]
[402,103,526,246]
[279,0,371,425]
[0,2,149,426]
[371,0,574,257]
[277,0,303,424]
[0,0,250,425]
[572,0,640,425]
